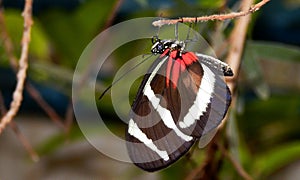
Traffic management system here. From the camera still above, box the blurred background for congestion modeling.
[0,0,299,179]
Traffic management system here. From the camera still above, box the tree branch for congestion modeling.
[152,0,270,27]
[0,0,34,134]
[185,0,265,178]
[0,6,66,131]
[217,142,253,180]
[0,90,39,161]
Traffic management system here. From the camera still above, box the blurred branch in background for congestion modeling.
[0,0,33,133]
[0,90,39,161]
[0,2,66,131]
[186,0,270,179]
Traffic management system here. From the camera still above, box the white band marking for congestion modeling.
[128,119,169,161]
[143,57,193,142]
[179,64,216,129]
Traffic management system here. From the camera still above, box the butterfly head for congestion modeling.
[151,36,185,55]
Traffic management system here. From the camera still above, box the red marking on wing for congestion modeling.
[160,49,170,58]
[166,56,173,87]
[166,51,199,88]
[182,52,198,65]
[171,60,181,88]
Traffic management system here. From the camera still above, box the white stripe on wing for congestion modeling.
[128,119,169,161]
[142,56,193,142]
[179,64,216,129]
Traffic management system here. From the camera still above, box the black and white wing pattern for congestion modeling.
[125,49,232,172]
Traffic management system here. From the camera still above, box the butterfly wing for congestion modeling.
[126,55,196,171]
[126,52,232,171]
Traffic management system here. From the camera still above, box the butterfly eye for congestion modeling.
[157,43,164,52]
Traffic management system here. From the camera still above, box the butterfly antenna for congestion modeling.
[99,54,154,100]
[155,16,163,37]
[175,22,179,40]
[186,23,192,40]
[184,23,193,46]
[184,21,201,47]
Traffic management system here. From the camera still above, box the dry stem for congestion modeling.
[152,0,270,27]
[0,0,33,133]
[183,0,269,179]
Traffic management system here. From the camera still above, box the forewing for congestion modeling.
[126,55,195,172]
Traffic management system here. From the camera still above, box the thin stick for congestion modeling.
[152,0,270,27]
[103,0,124,29]
[26,84,66,130]
[64,101,74,134]
[222,0,256,124]
[217,142,253,180]
[185,137,220,180]
[0,91,39,162]
[0,0,33,134]
[217,0,255,176]
[225,3,254,93]
[0,4,65,131]
[186,0,258,178]
[9,122,40,161]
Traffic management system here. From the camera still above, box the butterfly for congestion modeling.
[125,34,233,172]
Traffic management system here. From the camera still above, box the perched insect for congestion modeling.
[125,31,233,172]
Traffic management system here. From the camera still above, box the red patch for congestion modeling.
[182,52,198,65]
[166,56,173,87]
[160,49,170,58]
[165,51,198,88]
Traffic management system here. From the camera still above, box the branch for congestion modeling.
[217,142,253,180]
[0,7,66,131]
[0,91,39,161]
[103,0,124,29]
[0,0,33,134]
[185,137,220,180]
[186,0,261,178]
[152,0,270,27]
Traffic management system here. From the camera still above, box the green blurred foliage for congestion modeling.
[3,9,50,62]
[38,0,115,68]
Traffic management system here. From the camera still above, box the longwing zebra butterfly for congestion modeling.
[125,34,233,172]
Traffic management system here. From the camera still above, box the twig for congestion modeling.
[186,0,263,178]
[217,142,253,180]
[103,0,124,29]
[25,84,66,130]
[185,136,221,180]
[152,0,270,27]
[0,91,39,161]
[0,4,65,131]
[64,101,74,134]
[0,0,33,134]
[9,122,40,161]
[216,0,256,176]
[224,2,255,94]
